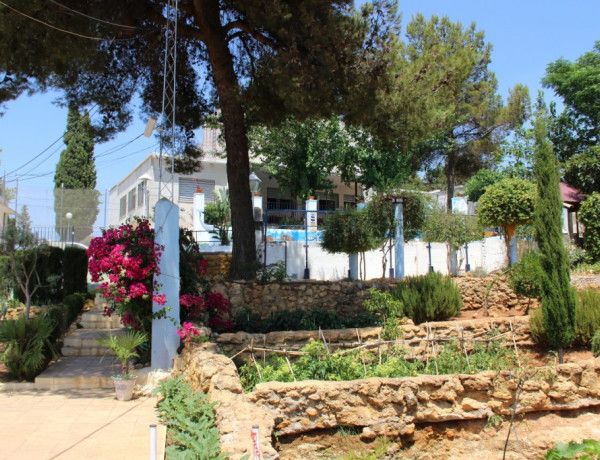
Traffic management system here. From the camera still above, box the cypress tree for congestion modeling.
[533,102,577,363]
[54,106,99,242]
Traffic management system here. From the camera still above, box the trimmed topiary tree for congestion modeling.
[477,177,536,265]
[533,103,576,363]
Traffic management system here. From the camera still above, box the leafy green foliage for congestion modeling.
[580,193,600,263]
[477,177,536,230]
[529,308,548,345]
[233,306,377,334]
[592,330,600,358]
[563,146,600,195]
[464,169,505,202]
[154,376,226,459]
[543,439,600,459]
[255,262,289,285]
[423,207,485,252]
[0,313,57,381]
[392,272,463,324]
[363,288,403,339]
[239,334,515,391]
[507,251,544,299]
[542,41,600,162]
[204,189,231,246]
[96,330,148,376]
[533,103,577,360]
[321,207,382,256]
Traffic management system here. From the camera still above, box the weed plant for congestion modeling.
[154,376,227,459]
[239,334,516,392]
[591,330,600,358]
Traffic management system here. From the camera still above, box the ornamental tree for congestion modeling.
[533,103,576,363]
[477,177,536,265]
[463,169,505,202]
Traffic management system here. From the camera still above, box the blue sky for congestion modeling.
[0,0,598,227]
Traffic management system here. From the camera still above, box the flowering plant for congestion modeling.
[176,322,206,343]
[88,218,165,334]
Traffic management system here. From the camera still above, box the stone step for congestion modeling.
[62,327,126,357]
[79,310,122,329]
[35,356,121,390]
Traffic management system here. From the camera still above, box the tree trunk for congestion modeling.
[196,1,256,279]
[446,150,457,213]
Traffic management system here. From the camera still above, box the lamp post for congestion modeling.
[65,212,74,247]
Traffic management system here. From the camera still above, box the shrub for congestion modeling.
[574,289,600,346]
[363,288,403,339]
[507,250,544,299]
[530,289,600,347]
[580,192,600,263]
[13,246,64,304]
[0,313,57,381]
[154,376,225,459]
[592,330,600,358]
[393,272,462,324]
[63,292,86,326]
[63,247,88,296]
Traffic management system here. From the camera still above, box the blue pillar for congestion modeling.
[394,199,404,279]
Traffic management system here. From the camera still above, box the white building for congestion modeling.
[108,127,357,230]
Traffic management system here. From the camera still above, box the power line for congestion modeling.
[94,133,144,159]
[0,0,147,42]
[46,0,138,30]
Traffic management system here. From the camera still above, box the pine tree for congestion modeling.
[53,106,99,242]
[533,100,577,363]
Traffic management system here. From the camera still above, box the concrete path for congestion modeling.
[0,388,165,460]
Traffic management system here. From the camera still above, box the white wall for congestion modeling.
[261,236,508,280]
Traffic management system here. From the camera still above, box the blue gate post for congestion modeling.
[394,198,404,279]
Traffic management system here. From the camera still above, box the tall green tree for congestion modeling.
[404,14,530,211]
[249,116,413,199]
[0,0,404,279]
[53,105,99,242]
[533,102,576,364]
[562,146,600,194]
[542,41,600,162]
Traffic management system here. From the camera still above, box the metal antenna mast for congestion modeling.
[158,0,178,201]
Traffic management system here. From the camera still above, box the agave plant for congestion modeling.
[96,330,148,377]
[0,313,57,381]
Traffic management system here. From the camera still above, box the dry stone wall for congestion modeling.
[211,275,535,319]
[175,341,600,460]
[216,316,533,358]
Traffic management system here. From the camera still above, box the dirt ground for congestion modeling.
[277,407,600,459]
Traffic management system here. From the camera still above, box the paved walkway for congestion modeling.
[0,388,165,460]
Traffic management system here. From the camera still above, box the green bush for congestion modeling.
[63,247,88,296]
[0,313,58,381]
[507,250,544,299]
[363,288,403,339]
[154,376,226,459]
[592,330,600,357]
[63,292,86,325]
[530,288,600,348]
[393,272,462,324]
[580,192,600,263]
[13,246,64,304]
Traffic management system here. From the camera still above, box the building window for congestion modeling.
[137,182,145,207]
[128,189,136,212]
[119,196,127,218]
[266,187,297,210]
[317,192,339,211]
[179,178,215,203]
[343,194,356,209]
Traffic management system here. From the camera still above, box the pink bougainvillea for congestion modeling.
[88,218,164,334]
[176,321,203,342]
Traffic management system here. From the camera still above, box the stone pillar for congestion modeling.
[152,198,180,370]
[394,198,404,279]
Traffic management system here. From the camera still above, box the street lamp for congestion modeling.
[65,212,74,247]
[249,172,261,194]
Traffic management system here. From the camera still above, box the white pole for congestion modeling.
[149,424,157,460]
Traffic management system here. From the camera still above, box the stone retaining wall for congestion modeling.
[211,275,535,319]
[216,316,533,358]
[203,253,231,278]
[175,339,600,460]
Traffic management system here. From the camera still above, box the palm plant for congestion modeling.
[96,330,148,377]
[0,313,57,381]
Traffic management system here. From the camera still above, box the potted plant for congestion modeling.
[97,330,148,401]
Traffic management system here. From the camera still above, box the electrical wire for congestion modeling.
[46,0,138,30]
[0,0,147,42]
